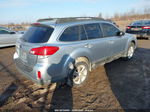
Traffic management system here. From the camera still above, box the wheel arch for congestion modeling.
[125,38,137,51]
[63,48,92,77]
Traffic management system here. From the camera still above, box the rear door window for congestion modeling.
[22,26,54,43]
[84,23,103,39]
[59,26,79,41]
[59,25,87,41]
[101,23,119,37]
[79,25,87,40]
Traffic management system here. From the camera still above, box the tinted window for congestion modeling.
[22,26,54,43]
[79,26,87,40]
[101,23,119,37]
[84,24,102,39]
[0,30,10,34]
[60,26,87,41]
[131,21,142,26]
[143,21,150,25]
[131,20,150,26]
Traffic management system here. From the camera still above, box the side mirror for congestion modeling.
[10,32,16,34]
[117,31,125,36]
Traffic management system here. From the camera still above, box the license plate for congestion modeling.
[20,51,27,62]
[131,28,142,31]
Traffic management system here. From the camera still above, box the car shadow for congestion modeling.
[0,62,41,109]
[0,46,15,49]
[0,83,18,107]
[104,48,150,111]
[49,84,73,111]
[137,37,148,40]
[39,54,74,111]
[39,83,73,112]
[0,62,19,107]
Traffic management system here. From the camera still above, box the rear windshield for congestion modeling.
[22,26,54,43]
[131,21,142,26]
[131,20,150,26]
[143,21,150,25]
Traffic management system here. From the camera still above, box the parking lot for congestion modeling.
[0,40,150,111]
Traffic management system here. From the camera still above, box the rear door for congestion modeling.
[59,23,110,64]
[83,23,110,63]
[101,23,128,57]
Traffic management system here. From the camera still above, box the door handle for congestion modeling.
[84,44,89,48]
[84,44,93,48]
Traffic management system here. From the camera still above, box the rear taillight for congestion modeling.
[126,26,131,29]
[142,26,150,29]
[30,46,59,56]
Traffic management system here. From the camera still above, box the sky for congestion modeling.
[0,0,150,24]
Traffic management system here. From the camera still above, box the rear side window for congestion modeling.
[59,25,87,41]
[84,23,102,39]
[101,23,119,37]
[22,26,54,43]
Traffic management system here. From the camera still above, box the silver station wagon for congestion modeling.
[14,17,137,87]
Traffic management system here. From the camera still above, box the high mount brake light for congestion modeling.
[30,46,59,56]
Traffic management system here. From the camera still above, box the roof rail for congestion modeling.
[37,17,105,24]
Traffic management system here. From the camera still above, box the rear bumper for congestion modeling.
[16,64,45,85]
[14,52,68,85]
[136,34,150,38]
[126,30,150,38]
[14,52,52,85]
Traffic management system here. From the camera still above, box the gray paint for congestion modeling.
[14,20,137,85]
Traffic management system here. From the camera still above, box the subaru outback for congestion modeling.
[14,17,137,87]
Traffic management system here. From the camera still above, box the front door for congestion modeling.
[101,23,127,57]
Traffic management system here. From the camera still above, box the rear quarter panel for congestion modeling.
[43,42,92,79]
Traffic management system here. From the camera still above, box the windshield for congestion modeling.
[22,26,54,43]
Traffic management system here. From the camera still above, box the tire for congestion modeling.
[67,61,89,87]
[124,43,135,60]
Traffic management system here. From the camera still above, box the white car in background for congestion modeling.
[0,27,23,48]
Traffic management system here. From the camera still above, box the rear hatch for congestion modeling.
[16,24,54,70]
[127,26,143,33]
